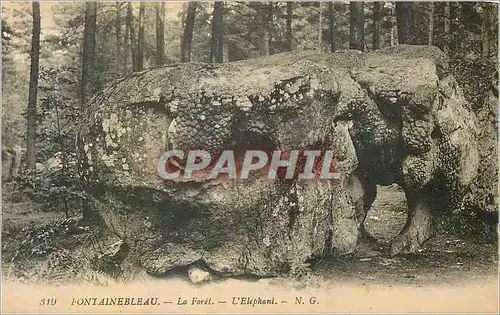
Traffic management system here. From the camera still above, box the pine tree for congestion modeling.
[137,2,145,70]
[181,2,198,62]
[210,1,224,63]
[81,2,97,103]
[428,2,434,45]
[349,2,365,51]
[126,2,138,71]
[285,2,293,52]
[115,2,123,74]
[155,2,166,66]
[372,2,382,50]
[26,1,41,172]
[395,1,414,45]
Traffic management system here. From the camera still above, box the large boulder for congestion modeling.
[77,45,482,276]
[77,50,364,277]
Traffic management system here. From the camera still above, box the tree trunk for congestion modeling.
[328,2,335,52]
[318,2,323,51]
[210,1,224,63]
[391,3,398,46]
[155,2,166,66]
[26,1,41,172]
[443,2,450,53]
[127,2,138,72]
[115,2,122,74]
[285,2,293,52]
[81,2,97,104]
[124,3,129,71]
[372,1,381,50]
[481,3,490,57]
[80,2,99,222]
[395,1,414,45]
[257,2,271,56]
[428,2,434,45]
[411,2,424,45]
[349,2,364,51]
[267,3,274,54]
[181,2,198,62]
[137,2,145,70]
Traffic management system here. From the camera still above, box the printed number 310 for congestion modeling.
[39,298,57,306]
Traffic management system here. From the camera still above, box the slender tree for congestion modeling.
[26,1,41,172]
[80,2,98,222]
[328,2,335,52]
[372,1,381,50]
[127,2,138,71]
[155,2,166,66]
[349,2,365,51]
[81,2,97,103]
[395,1,414,44]
[443,2,450,53]
[124,3,129,70]
[285,2,293,52]
[210,1,224,63]
[318,2,323,51]
[428,2,434,45]
[268,3,275,54]
[412,2,425,44]
[137,2,145,70]
[391,2,398,46]
[115,2,122,74]
[181,2,198,62]
[257,2,272,56]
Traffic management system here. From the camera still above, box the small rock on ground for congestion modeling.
[188,266,212,284]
